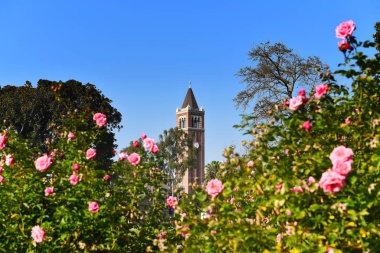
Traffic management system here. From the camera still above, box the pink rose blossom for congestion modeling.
[314,84,328,99]
[332,159,353,176]
[247,160,254,167]
[44,187,54,196]
[288,96,304,111]
[336,20,356,38]
[128,152,141,165]
[152,144,159,153]
[319,170,346,193]
[276,233,283,243]
[329,146,354,163]
[0,175,4,183]
[67,132,75,140]
[290,186,303,193]
[0,167,3,174]
[206,179,224,197]
[132,141,139,147]
[103,175,111,181]
[302,121,312,131]
[72,163,80,171]
[211,230,217,235]
[338,40,353,51]
[93,113,107,127]
[31,225,45,243]
[88,201,99,213]
[0,132,7,150]
[158,231,167,240]
[298,89,306,96]
[141,133,147,140]
[34,155,53,172]
[143,138,156,152]
[180,226,190,237]
[69,172,79,185]
[119,152,128,161]
[308,176,316,184]
[5,154,15,167]
[345,117,351,124]
[285,209,292,216]
[166,196,178,209]
[86,148,96,160]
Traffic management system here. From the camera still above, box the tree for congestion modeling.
[374,22,380,53]
[204,161,221,183]
[0,79,122,168]
[157,127,196,193]
[235,42,324,122]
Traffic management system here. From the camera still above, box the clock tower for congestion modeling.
[176,86,205,193]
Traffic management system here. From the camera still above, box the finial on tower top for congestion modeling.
[188,81,191,88]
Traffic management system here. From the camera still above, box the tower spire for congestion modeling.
[188,81,191,88]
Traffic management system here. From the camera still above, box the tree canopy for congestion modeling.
[235,42,324,122]
[0,79,122,168]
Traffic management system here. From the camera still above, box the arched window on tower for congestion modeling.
[179,118,186,128]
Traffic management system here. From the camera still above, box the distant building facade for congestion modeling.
[176,87,205,193]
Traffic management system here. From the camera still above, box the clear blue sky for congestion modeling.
[0,1,379,163]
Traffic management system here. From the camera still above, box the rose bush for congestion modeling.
[159,21,380,252]
[0,111,172,251]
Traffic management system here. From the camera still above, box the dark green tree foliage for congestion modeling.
[374,22,380,53]
[204,160,221,183]
[235,42,324,123]
[0,79,122,168]
[157,128,196,190]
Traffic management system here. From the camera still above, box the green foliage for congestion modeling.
[161,25,380,252]
[0,112,170,251]
[0,79,122,169]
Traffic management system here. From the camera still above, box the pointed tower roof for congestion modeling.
[181,87,199,109]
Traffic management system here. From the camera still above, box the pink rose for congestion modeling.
[180,226,190,237]
[329,146,353,163]
[34,155,53,172]
[336,20,356,39]
[0,167,3,174]
[67,132,75,140]
[0,133,7,150]
[128,152,141,165]
[247,160,254,167]
[290,186,303,193]
[5,154,15,167]
[0,175,4,183]
[276,233,283,243]
[119,152,128,161]
[308,176,316,184]
[93,113,107,127]
[72,163,80,171]
[31,225,45,243]
[302,121,312,131]
[103,175,111,181]
[288,96,304,111]
[332,159,353,176]
[166,196,178,209]
[211,230,217,235]
[285,209,292,216]
[345,117,351,124]
[298,89,306,96]
[314,84,328,99]
[44,187,54,196]
[86,148,96,160]
[319,170,346,193]
[141,133,147,140]
[338,40,353,52]
[88,201,99,213]
[143,138,156,152]
[69,172,79,185]
[206,179,224,197]
[132,141,139,147]
[152,144,159,153]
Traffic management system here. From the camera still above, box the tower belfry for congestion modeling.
[176,86,205,193]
